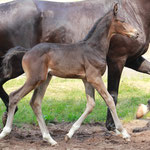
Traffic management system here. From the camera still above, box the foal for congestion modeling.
[0,4,138,145]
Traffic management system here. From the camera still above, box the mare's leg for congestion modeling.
[126,56,150,132]
[106,58,126,131]
[0,45,26,112]
[0,78,18,126]
[125,56,150,75]
[30,74,57,146]
[106,55,150,130]
[0,78,10,111]
[125,56,150,118]
[86,73,130,140]
[65,80,95,141]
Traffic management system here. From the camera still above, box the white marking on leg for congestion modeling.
[114,129,121,135]
[67,100,95,139]
[43,133,57,146]
[67,124,80,139]
[121,129,131,140]
[48,68,52,73]
[66,81,95,140]
[0,126,11,139]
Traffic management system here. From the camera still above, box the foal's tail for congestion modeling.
[2,46,29,78]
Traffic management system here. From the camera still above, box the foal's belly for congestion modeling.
[48,68,86,79]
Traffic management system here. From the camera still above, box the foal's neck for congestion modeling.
[85,12,113,55]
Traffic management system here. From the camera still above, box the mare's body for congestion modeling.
[1,0,150,130]
[0,8,138,145]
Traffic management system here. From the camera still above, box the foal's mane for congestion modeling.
[83,9,113,41]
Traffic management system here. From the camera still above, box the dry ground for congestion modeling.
[0,120,150,150]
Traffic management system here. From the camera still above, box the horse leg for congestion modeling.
[65,80,95,141]
[87,74,130,140]
[125,56,150,75]
[0,77,40,139]
[30,74,57,146]
[106,59,125,131]
[125,57,150,117]
[0,78,18,126]
[0,79,9,111]
[125,56,150,132]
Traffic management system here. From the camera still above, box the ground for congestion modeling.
[0,120,150,150]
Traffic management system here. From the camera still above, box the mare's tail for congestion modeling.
[2,46,29,78]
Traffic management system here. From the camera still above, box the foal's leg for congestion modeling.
[0,78,39,139]
[87,75,130,140]
[65,80,95,141]
[30,74,57,146]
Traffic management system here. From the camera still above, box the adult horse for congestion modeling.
[1,0,150,131]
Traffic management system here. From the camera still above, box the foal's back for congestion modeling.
[23,42,87,78]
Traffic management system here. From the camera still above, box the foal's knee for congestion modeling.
[30,99,39,110]
[87,101,95,113]
[30,97,41,115]
[8,92,18,109]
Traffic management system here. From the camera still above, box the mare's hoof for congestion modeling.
[65,135,70,142]
[2,112,7,126]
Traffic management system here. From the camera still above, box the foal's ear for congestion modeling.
[113,3,119,16]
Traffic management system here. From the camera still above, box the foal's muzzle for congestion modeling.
[129,29,139,39]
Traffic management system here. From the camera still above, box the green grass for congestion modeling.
[0,72,150,127]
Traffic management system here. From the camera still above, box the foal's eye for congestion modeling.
[120,20,125,23]
[116,19,125,23]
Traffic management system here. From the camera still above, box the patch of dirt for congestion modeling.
[0,120,150,150]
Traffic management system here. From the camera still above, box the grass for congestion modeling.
[0,70,150,127]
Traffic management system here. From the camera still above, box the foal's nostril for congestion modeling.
[131,31,139,39]
[136,32,139,38]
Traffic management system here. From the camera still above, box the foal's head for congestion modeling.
[109,3,139,39]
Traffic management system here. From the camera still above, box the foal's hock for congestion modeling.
[0,4,138,146]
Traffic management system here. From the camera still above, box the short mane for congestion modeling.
[83,9,113,41]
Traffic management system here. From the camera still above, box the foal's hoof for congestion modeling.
[2,112,7,126]
[114,129,121,135]
[51,141,58,147]
[65,135,70,142]
[124,137,131,142]
[121,129,131,141]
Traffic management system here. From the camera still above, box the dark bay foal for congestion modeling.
[0,4,138,145]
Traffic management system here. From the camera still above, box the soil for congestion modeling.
[0,120,150,150]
